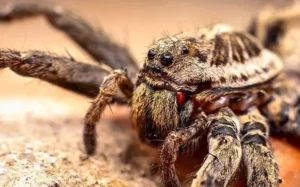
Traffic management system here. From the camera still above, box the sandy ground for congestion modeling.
[0,0,300,186]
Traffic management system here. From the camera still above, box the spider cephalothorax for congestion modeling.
[132,25,282,146]
[0,2,300,187]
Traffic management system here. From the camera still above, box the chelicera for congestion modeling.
[0,2,300,187]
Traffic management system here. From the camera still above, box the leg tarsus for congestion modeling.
[83,124,97,155]
[160,115,207,187]
[83,69,133,155]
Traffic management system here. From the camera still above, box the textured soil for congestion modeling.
[0,103,158,187]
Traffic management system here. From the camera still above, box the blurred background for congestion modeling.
[0,0,273,111]
[0,0,298,115]
[0,0,299,186]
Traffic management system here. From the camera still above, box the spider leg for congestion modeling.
[261,95,300,143]
[277,106,300,142]
[239,108,280,187]
[191,107,242,187]
[160,114,207,187]
[0,2,139,76]
[248,2,300,56]
[84,69,133,155]
[258,74,300,141]
[0,49,128,99]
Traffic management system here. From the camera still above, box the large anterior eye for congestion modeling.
[147,49,156,60]
[160,52,173,66]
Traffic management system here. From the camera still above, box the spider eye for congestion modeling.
[160,52,173,66]
[182,46,189,54]
[147,49,156,60]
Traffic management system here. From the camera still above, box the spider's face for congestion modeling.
[139,34,213,93]
[132,35,212,145]
[132,36,208,145]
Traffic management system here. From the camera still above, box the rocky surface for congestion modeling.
[0,101,158,187]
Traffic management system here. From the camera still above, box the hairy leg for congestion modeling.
[239,108,280,187]
[278,106,300,142]
[84,69,133,155]
[191,107,242,187]
[0,1,139,76]
[160,114,207,187]
[259,74,300,142]
[248,2,300,56]
[261,95,300,143]
[0,49,118,98]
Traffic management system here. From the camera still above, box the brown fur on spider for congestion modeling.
[0,1,300,187]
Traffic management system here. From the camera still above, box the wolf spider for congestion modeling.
[0,2,300,187]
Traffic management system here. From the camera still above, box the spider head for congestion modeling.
[141,32,212,93]
[131,32,213,146]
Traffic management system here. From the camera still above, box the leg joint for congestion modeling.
[242,134,267,146]
[210,125,238,139]
[241,122,267,135]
